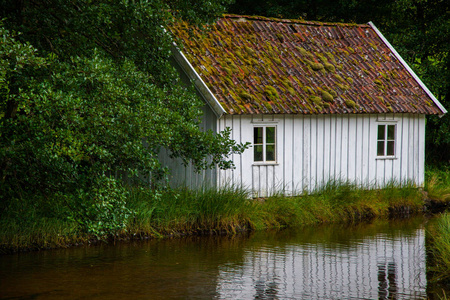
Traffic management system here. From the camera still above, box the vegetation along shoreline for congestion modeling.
[1,168,449,255]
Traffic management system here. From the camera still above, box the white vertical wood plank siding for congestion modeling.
[347,115,357,183]
[392,119,401,183]
[259,165,267,197]
[323,115,331,186]
[161,112,426,195]
[310,117,318,189]
[329,115,336,180]
[215,113,426,196]
[408,116,415,185]
[283,115,293,194]
[316,116,325,188]
[400,115,408,184]
[335,116,343,182]
[418,115,426,187]
[302,116,310,192]
[240,116,253,191]
[362,116,370,186]
[355,115,363,184]
[292,116,302,193]
[341,116,349,183]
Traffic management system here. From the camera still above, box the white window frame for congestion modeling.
[253,125,277,165]
[376,122,397,159]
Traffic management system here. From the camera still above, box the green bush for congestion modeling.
[69,176,133,238]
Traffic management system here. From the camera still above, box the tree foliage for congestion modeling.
[0,0,244,236]
[229,0,450,165]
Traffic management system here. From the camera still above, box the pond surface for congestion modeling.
[0,216,446,299]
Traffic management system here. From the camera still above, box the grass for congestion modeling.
[126,185,252,236]
[0,196,85,253]
[247,179,423,230]
[124,179,424,239]
[428,212,450,284]
[425,167,450,202]
[1,170,448,253]
[425,167,450,287]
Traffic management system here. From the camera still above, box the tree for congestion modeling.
[0,0,245,235]
[385,0,450,164]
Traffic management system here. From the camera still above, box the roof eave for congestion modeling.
[171,45,226,118]
[368,21,447,117]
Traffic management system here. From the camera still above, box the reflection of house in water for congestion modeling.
[216,228,426,299]
[378,261,397,300]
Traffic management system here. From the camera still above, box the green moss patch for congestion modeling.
[264,86,279,100]
[309,95,323,108]
[345,100,357,108]
[324,62,335,72]
[238,90,253,103]
[321,90,334,102]
[306,59,324,71]
[325,52,337,64]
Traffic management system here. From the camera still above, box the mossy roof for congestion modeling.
[171,14,443,115]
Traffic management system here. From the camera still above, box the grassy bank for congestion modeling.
[1,168,449,253]
[425,167,450,203]
[1,178,430,254]
[126,180,425,239]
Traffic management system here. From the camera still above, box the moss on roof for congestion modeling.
[171,15,442,115]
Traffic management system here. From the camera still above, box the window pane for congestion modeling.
[377,125,385,140]
[266,127,275,144]
[387,141,395,156]
[254,145,263,161]
[254,127,263,144]
[266,145,275,161]
[387,125,395,140]
[377,141,385,156]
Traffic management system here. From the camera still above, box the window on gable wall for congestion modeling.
[377,124,396,157]
[254,126,276,162]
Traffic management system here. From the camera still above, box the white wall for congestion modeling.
[158,103,218,189]
[218,113,426,197]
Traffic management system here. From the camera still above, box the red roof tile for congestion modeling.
[171,15,443,115]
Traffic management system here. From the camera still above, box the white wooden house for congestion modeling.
[162,15,447,197]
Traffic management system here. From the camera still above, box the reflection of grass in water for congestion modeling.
[428,213,450,284]
[247,216,427,251]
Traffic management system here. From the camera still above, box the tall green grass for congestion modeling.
[248,180,423,230]
[126,185,253,236]
[426,167,450,202]
[125,180,424,238]
[0,178,432,253]
[0,195,85,253]
[428,213,450,283]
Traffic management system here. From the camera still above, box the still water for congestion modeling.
[0,217,445,299]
